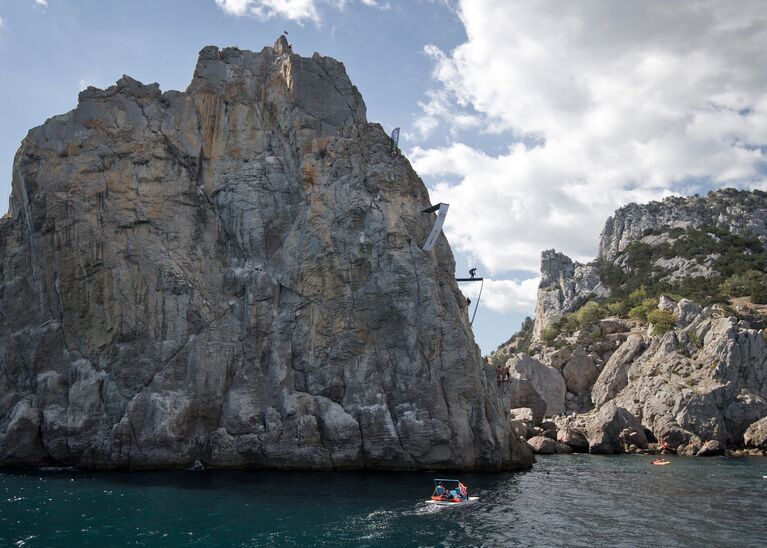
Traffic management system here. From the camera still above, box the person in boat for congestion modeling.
[447,482,468,501]
[434,482,448,499]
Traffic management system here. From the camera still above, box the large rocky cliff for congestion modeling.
[0,38,533,470]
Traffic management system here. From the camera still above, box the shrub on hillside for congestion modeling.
[648,308,677,336]
[496,317,535,354]
[575,301,607,326]
[752,284,767,305]
[605,300,627,317]
[541,325,559,345]
[720,270,764,296]
[595,225,767,308]
[629,298,659,322]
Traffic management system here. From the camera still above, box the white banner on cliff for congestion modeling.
[422,203,449,251]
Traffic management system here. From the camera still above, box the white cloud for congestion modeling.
[460,277,540,314]
[215,0,320,21]
[360,0,389,9]
[34,0,48,6]
[214,0,378,23]
[412,0,767,313]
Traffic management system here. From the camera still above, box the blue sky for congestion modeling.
[1,0,766,353]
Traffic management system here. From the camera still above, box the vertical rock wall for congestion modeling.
[531,249,606,341]
[0,38,532,470]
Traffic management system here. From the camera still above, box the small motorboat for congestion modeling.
[426,478,478,507]
[426,496,479,507]
[652,458,671,466]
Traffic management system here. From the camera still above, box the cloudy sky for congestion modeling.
[1,0,766,353]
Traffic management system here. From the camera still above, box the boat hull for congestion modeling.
[425,496,479,507]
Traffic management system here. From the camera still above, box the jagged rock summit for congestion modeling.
[531,250,606,341]
[0,39,533,470]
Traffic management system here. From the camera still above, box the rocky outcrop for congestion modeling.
[0,38,533,471]
[697,440,724,457]
[526,435,571,455]
[591,335,645,407]
[504,354,565,416]
[562,348,600,395]
[599,189,767,262]
[542,301,767,453]
[743,417,767,449]
[556,427,589,453]
[531,250,607,341]
[494,187,767,456]
[526,435,556,454]
[613,310,767,449]
[580,402,648,454]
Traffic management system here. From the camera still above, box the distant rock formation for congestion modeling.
[531,250,606,341]
[498,189,767,456]
[0,37,533,471]
[599,189,767,262]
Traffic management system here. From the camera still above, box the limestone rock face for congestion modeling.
[502,188,767,452]
[613,311,767,447]
[531,250,607,342]
[547,348,571,370]
[526,435,557,454]
[0,40,532,471]
[562,348,599,395]
[505,354,565,416]
[556,427,589,453]
[599,190,767,262]
[696,439,724,457]
[580,402,648,454]
[743,417,767,449]
[591,335,645,408]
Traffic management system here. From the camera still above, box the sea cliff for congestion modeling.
[0,38,533,471]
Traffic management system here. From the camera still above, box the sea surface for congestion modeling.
[1,454,765,547]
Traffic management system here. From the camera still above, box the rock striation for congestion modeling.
[0,38,533,471]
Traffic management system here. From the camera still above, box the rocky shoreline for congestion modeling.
[516,406,767,458]
[502,297,767,458]
[494,190,767,459]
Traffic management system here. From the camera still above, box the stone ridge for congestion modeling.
[0,38,533,471]
[599,188,767,262]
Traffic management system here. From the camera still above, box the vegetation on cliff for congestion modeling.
[598,225,767,305]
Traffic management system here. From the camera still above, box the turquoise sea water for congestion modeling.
[1,455,766,547]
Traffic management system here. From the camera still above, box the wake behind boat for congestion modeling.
[426,479,477,507]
